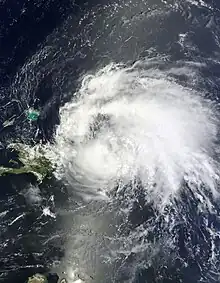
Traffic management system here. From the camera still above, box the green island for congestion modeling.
[27,274,48,283]
[26,273,66,283]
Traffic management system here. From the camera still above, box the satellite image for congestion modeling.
[1,0,220,283]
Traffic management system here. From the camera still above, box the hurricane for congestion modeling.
[50,60,220,282]
[54,60,220,204]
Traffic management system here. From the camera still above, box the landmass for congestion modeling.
[0,143,54,182]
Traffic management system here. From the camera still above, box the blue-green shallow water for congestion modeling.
[1,0,220,282]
